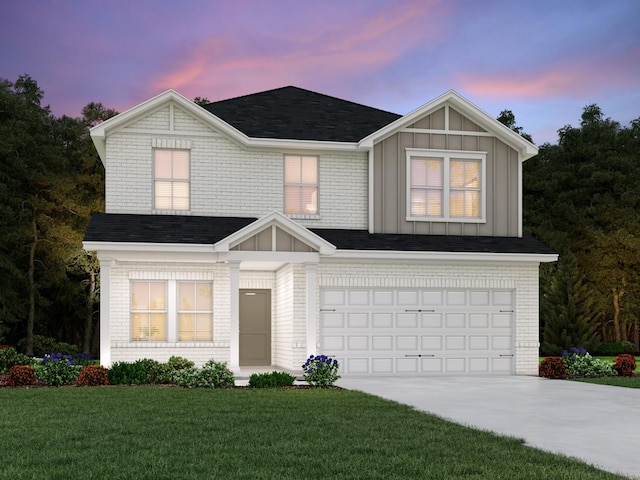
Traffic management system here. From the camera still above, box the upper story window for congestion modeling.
[406,149,486,222]
[284,155,318,215]
[154,149,190,210]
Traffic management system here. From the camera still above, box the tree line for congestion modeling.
[1,74,639,356]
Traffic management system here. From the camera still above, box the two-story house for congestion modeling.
[83,86,556,376]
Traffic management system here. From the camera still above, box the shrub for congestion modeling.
[248,371,296,388]
[595,341,638,356]
[539,356,567,379]
[108,360,150,385]
[302,354,340,387]
[77,365,110,386]
[174,359,235,388]
[562,347,616,378]
[6,365,37,387]
[0,347,35,374]
[36,357,82,386]
[613,354,637,377]
[167,356,195,371]
[17,335,80,357]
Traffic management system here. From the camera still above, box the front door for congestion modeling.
[239,289,271,366]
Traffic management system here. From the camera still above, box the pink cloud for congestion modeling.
[459,48,640,99]
[150,0,449,101]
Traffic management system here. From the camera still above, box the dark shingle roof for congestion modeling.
[84,213,554,255]
[84,213,257,244]
[310,229,556,255]
[202,86,401,142]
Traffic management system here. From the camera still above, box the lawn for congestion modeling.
[573,376,640,388]
[0,387,625,480]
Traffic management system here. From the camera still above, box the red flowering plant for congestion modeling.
[613,354,637,377]
[539,356,567,379]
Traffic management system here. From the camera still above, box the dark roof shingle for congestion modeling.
[202,86,401,142]
[84,213,555,255]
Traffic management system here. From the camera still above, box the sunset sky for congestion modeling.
[2,0,639,145]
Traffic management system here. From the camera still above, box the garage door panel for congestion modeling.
[397,313,418,328]
[346,313,368,328]
[320,288,514,376]
[372,290,394,306]
[396,336,419,350]
[348,290,369,306]
[469,314,489,328]
[445,313,465,328]
[421,357,443,373]
[372,313,393,328]
[396,357,419,373]
[469,358,490,372]
[445,336,465,350]
[422,291,443,306]
[421,313,442,328]
[372,335,393,350]
[470,291,490,306]
[372,358,393,374]
[421,335,442,350]
[469,335,489,350]
[492,313,512,328]
[397,290,419,307]
[347,336,368,350]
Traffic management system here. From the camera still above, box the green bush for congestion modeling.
[539,356,567,379]
[77,365,110,386]
[595,341,638,355]
[174,359,235,388]
[17,335,80,357]
[167,356,195,371]
[613,354,637,377]
[108,360,150,385]
[6,365,37,387]
[0,347,35,374]
[248,371,296,388]
[302,354,340,387]
[36,361,82,387]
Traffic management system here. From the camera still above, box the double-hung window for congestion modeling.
[178,282,213,341]
[154,149,190,210]
[407,149,485,222]
[131,281,167,341]
[284,155,318,215]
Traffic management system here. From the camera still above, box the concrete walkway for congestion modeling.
[337,376,639,478]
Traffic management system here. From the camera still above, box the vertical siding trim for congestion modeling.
[518,152,523,237]
[368,149,374,233]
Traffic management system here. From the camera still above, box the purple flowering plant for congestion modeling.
[302,354,340,387]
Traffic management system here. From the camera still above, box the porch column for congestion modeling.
[99,256,113,367]
[228,261,241,372]
[306,262,318,358]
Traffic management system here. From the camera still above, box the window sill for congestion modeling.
[152,209,191,215]
[406,216,486,224]
[287,214,321,220]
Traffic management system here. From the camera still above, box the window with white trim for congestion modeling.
[131,281,167,341]
[154,149,190,210]
[178,282,213,341]
[284,155,318,215]
[407,149,485,222]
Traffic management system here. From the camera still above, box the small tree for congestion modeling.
[542,254,600,355]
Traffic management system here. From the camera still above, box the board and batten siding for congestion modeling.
[372,107,520,237]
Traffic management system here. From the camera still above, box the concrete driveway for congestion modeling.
[337,376,639,478]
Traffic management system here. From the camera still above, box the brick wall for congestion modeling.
[104,103,368,229]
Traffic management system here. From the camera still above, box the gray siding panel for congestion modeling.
[373,108,520,237]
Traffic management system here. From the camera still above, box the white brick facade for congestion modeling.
[104,103,368,229]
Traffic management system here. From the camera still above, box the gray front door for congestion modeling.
[239,289,271,366]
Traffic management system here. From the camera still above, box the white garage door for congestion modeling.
[320,288,514,375]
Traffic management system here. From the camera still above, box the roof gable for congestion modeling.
[359,90,538,160]
[203,86,401,142]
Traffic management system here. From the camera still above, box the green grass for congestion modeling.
[573,376,640,388]
[0,387,625,480]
